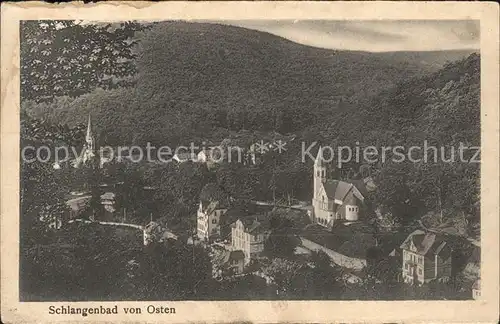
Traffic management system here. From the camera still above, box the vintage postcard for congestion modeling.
[1,1,499,323]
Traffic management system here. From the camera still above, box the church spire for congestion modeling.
[86,113,92,142]
[85,113,94,153]
[315,146,324,166]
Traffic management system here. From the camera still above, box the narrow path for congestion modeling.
[251,200,312,211]
[68,218,144,230]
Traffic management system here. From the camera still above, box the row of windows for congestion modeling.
[406,252,424,264]
[404,263,423,275]
[316,170,326,177]
[317,218,328,225]
[347,206,358,212]
[213,210,224,216]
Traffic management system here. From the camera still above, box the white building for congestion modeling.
[400,230,452,285]
[312,147,366,229]
[172,152,198,163]
[196,183,230,241]
[231,216,270,264]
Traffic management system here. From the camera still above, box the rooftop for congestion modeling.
[232,215,270,235]
[400,229,452,259]
[322,179,366,202]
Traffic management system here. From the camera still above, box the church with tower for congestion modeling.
[311,147,367,230]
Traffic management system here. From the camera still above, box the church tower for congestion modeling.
[82,113,95,163]
[85,113,95,152]
[313,147,327,202]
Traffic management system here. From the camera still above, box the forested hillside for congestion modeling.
[19,21,481,301]
[22,21,474,147]
[21,22,480,233]
[325,54,480,232]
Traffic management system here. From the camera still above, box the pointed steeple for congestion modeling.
[84,113,95,154]
[86,113,92,142]
[315,146,324,166]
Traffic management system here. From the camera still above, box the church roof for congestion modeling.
[322,180,354,201]
[349,179,371,198]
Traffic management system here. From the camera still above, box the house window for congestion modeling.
[418,268,422,275]
[212,218,217,224]
[405,263,409,270]
[317,171,319,177]
[419,256,423,264]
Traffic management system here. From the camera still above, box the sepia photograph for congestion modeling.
[1,2,499,323]
[18,17,483,301]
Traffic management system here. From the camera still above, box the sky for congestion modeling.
[211,20,480,52]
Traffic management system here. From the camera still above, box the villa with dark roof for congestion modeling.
[400,230,452,285]
[197,183,231,241]
[231,216,270,264]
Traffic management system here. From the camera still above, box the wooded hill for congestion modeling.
[22,21,475,147]
[21,22,480,233]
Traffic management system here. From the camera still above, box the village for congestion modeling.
[47,114,481,300]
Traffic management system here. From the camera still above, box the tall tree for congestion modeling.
[21,20,149,102]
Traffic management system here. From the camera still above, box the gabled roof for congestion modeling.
[322,179,363,203]
[173,152,197,161]
[203,200,224,215]
[400,230,452,259]
[232,215,270,235]
[100,192,115,200]
[349,179,372,198]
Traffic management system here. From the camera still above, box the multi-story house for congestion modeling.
[400,230,452,285]
[197,183,230,241]
[231,216,270,264]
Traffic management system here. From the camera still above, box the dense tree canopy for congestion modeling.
[19,20,480,301]
[21,20,148,102]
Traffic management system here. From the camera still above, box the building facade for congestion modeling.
[400,230,452,285]
[312,147,366,229]
[196,183,230,241]
[231,217,269,264]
